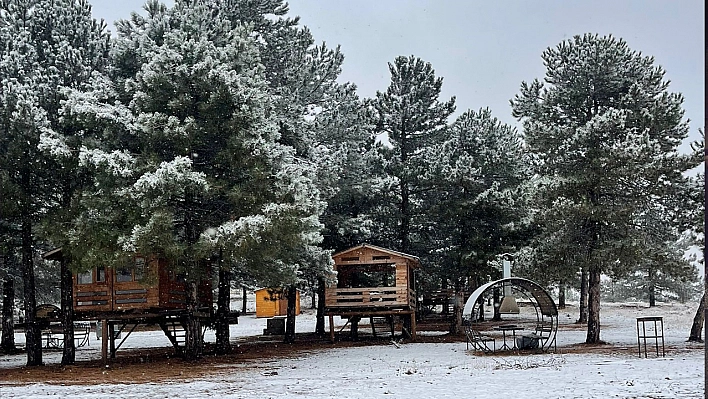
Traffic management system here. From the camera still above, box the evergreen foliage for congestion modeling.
[0,0,110,366]
[424,108,531,292]
[511,34,702,343]
[372,55,455,253]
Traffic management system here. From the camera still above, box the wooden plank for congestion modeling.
[325,301,409,308]
[324,309,414,317]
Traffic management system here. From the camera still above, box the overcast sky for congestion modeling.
[90,0,704,152]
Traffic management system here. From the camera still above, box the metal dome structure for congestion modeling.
[462,277,558,352]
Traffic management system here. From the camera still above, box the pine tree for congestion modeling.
[0,0,58,366]
[426,108,529,290]
[108,0,331,357]
[686,134,704,342]
[511,34,701,343]
[215,0,362,337]
[373,55,455,254]
[28,0,110,365]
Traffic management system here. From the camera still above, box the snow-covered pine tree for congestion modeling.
[511,34,702,343]
[685,134,704,342]
[0,0,62,366]
[372,55,455,254]
[425,108,530,300]
[623,199,698,306]
[215,0,370,336]
[311,83,377,251]
[110,0,331,357]
[214,0,346,159]
[25,0,111,365]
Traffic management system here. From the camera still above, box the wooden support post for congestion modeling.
[328,315,335,343]
[101,319,108,365]
[350,316,359,340]
[370,317,377,337]
[108,323,116,358]
[410,312,417,342]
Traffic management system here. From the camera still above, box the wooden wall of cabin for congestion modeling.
[74,262,113,313]
[157,259,213,310]
[112,256,159,311]
[74,256,213,315]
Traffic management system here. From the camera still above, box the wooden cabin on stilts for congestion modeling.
[43,248,219,364]
[325,244,420,341]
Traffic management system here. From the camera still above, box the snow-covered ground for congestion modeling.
[0,301,704,398]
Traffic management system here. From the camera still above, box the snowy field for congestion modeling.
[0,301,704,398]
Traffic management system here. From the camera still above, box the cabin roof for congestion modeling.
[332,243,420,267]
[43,247,63,261]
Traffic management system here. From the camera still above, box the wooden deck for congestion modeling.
[324,287,416,309]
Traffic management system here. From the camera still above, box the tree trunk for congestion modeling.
[182,279,203,361]
[21,216,41,366]
[578,267,588,324]
[215,261,231,355]
[350,316,360,340]
[688,292,705,342]
[449,291,463,334]
[647,268,656,307]
[315,277,325,336]
[241,286,247,314]
[586,266,601,343]
[558,281,566,309]
[400,179,410,253]
[1,277,16,354]
[648,284,656,307]
[284,285,297,343]
[441,279,450,315]
[310,281,316,309]
[492,287,501,321]
[60,256,75,365]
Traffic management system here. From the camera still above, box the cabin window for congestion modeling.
[134,257,145,281]
[116,266,133,282]
[96,266,106,282]
[77,270,92,285]
[336,264,396,288]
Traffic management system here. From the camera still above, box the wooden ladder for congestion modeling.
[159,315,186,354]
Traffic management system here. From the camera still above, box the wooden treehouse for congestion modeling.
[325,244,420,341]
[43,248,218,360]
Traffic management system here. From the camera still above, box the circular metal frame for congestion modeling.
[462,277,558,352]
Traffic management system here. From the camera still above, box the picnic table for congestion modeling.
[494,324,524,350]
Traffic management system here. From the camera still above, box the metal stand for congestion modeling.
[636,316,665,357]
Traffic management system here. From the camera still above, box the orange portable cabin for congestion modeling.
[43,248,213,317]
[255,288,301,318]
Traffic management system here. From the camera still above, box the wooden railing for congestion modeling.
[325,287,415,309]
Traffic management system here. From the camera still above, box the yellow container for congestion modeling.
[255,288,300,318]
